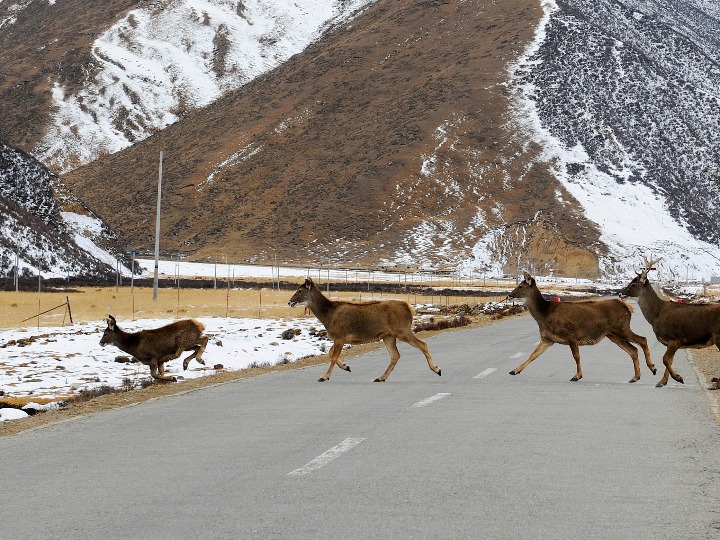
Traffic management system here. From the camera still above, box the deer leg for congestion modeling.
[569,342,583,381]
[194,335,208,365]
[375,336,401,382]
[630,333,655,375]
[607,335,641,383]
[334,346,351,374]
[509,339,553,375]
[182,346,200,370]
[657,342,683,387]
[398,331,441,377]
[182,336,208,370]
[149,360,176,382]
[319,342,345,382]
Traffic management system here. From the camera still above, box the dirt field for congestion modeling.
[0,285,508,330]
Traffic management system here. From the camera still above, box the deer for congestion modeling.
[99,315,208,382]
[620,257,720,388]
[508,272,655,382]
[288,277,441,382]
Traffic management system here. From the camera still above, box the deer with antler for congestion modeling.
[508,272,655,382]
[620,257,720,388]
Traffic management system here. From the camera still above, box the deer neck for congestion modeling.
[112,328,140,355]
[522,286,551,319]
[305,287,335,323]
[636,281,665,323]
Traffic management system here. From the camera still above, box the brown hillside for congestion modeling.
[0,1,142,150]
[62,0,602,276]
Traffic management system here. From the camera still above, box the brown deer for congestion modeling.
[288,277,441,382]
[620,257,720,388]
[100,315,208,382]
[508,272,655,382]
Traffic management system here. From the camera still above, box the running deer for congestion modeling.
[620,257,720,388]
[508,272,655,382]
[99,315,208,382]
[288,277,441,382]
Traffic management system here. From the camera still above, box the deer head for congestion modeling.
[100,314,118,346]
[288,278,315,307]
[508,272,536,299]
[620,256,661,297]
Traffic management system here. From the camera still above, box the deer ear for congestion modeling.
[523,271,532,283]
[106,315,116,329]
[304,278,313,288]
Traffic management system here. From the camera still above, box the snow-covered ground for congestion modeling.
[0,315,331,409]
[136,257,599,286]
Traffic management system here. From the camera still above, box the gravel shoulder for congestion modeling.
[688,347,720,426]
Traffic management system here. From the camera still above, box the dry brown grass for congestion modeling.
[0,285,509,330]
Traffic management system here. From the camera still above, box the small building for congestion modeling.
[711,276,720,285]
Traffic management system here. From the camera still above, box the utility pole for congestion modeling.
[129,251,138,294]
[152,151,163,301]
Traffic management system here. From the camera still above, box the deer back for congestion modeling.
[533,298,633,344]
[324,299,414,341]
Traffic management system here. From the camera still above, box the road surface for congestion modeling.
[2,306,719,539]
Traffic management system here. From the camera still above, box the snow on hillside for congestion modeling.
[0,140,124,278]
[35,0,376,172]
[495,0,720,278]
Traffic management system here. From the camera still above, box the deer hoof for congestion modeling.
[509,370,517,376]
[629,378,639,383]
[570,377,580,382]
[651,367,657,375]
[343,365,351,372]
[655,382,667,388]
[436,368,442,377]
[374,377,385,382]
[318,377,327,382]
[712,377,719,383]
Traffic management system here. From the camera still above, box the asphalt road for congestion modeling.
[2,306,720,539]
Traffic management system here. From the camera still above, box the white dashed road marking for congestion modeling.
[510,352,524,359]
[412,393,451,408]
[288,438,365,476]
[473,368,497,379]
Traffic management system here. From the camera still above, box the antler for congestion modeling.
[638,256,662,281]
[642,256,662,270]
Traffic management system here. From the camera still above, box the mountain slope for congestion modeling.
[64,0,605,275]
[0,0,376,172]
[0,0,142,152]
[0,140,124,280]
[509,0,720,276]
[4,0,719,279]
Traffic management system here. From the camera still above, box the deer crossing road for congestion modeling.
[1,304,719,538]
